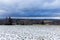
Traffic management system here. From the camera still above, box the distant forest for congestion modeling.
[0,17,60,25]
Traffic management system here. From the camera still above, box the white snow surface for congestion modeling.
[0,25,60,40]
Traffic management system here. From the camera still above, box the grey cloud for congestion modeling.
[0,0,60,17]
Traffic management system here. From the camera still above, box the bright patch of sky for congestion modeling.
[0,0,60,17]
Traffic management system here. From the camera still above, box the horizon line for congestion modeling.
[0,17,60,19]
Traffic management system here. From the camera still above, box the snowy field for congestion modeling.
[0,25,60,40]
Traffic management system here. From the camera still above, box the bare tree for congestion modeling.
[5,17,12,25]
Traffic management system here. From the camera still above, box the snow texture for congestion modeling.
[0,25,60,40]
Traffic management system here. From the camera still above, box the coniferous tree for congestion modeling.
[41,20,45,25]
[8,17,12,25]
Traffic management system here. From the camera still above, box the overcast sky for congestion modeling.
[0,0,60,17]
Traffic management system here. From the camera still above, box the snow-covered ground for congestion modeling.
[0,25,60,40]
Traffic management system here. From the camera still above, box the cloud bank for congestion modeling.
[0,0,60,17]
